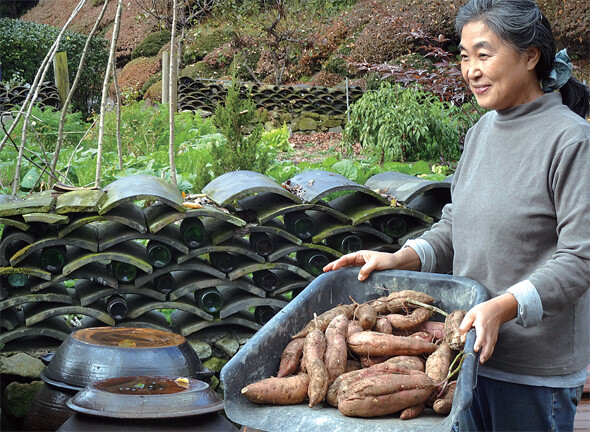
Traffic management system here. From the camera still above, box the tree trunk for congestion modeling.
[168,0,179,187]
[95,0,123,188]
[52,0,109,183]
[9,0,88,194]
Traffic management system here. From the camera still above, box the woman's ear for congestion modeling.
[525,46,541,70]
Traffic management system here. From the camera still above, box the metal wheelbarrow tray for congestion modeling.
[221,268,489,432]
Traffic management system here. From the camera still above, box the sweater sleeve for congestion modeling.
[418,202,454,274]
[528,138,590,317]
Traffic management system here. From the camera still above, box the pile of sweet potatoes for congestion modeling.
[241,289,467,419]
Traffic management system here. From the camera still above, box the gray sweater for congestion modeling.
[420,93,590,376]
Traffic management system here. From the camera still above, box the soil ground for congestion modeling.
[284,132,363,164]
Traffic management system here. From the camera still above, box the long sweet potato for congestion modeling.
[444,310,467,350]
[241,373,310,405]
[387,307,434,331]
[384,355,425,372]
[346,320,363,338]
[302,328,329,407]
[291,304,355,339]
[277,338,305,378]
[338,371,435,417]
[425,340,453,387]
[347,331,438,357]
[324,314,349,383]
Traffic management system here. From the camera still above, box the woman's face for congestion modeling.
[459,21,544,111]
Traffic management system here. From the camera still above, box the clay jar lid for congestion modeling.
[42,327,211,390]
[66,376,224,419]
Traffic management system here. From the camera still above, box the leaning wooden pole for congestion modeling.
[168,0,179,187]
[95,0,123,188]
[9,0,88,195]
[52,0,110,181]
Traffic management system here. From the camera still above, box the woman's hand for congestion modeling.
[459,293,518,364]
[323,248,421,281]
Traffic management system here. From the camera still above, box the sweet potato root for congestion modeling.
[338,371,435,417]
[346,320,363,338]
[301,328,326,374]
[385,290,435,313]
[387,307,434,331]
[444,310,467,350]
[374,317,393,334]
[384,355,425,372]
[400,402,425,420]
[324,314,349,383]
[292,304,356,339]
[415,320,445,341]
[347,331,438,357]
[277,338,305,378]
[355,303,377,330]
[433,380,457,415]
[241,373,310,405]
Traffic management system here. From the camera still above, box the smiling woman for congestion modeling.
[323,1,590,431]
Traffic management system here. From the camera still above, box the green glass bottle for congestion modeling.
[326,233,363,254]
[153,273,175,294]
[283,211,316,241]
[252,270,280,293]
[39,245,67,274]
[254,306,278,325]
[179,218,207,249]
[105,294,128,321]
[6,273,30,289]
[146,240,172,268]
[209,252,235,273]
[370,215,408,239]
[194,287,224,314]
[249,232,274,257]
[296,250,330,277]
[109,261,138,283]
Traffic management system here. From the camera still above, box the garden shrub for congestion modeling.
[131,30,171,60]
[343,82,470,164]
[539,0,589,57]
[143,80,162,103]
[116,56,160,100]
[183,28,232,64]
[0,18,108,116]
[179,62,220,80]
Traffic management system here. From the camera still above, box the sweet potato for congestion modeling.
[355,303,377,330]
[374,316,393,334]
[385,290,435,314]
[291,304,356,339]
[433,380,457,415]
[425,340,453,387]
[302,328,329,407]
[241,373,310,405]
[367,296,390,314]
[415,320,445,340]
[444,310,467,350]
[387,307,434,331]
[400,402,425,420]
[360,355,390,368]
[346,320,363,338]
[384,355,425,372]
[324,314,349,383]
[277,338,305,378]
[347,331,438,357]
[410,331,435,342]
[326,362,424,407]
[338,371,435,417]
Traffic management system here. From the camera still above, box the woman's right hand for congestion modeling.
[323,248,421,281]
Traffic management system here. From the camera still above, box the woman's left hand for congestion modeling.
[459,293,518,364]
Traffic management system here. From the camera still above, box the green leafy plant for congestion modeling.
[0,18,108,116]
[343,82,468,164]
[193,80,272,191]
[131,30,171,60]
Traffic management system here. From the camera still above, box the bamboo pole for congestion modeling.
[112,55,123,170]
[95,0,123,188]
[8,0,88,195]
[168,0,178,187]
[51,0,110,181]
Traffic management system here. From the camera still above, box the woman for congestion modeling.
[324,0,590,430]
